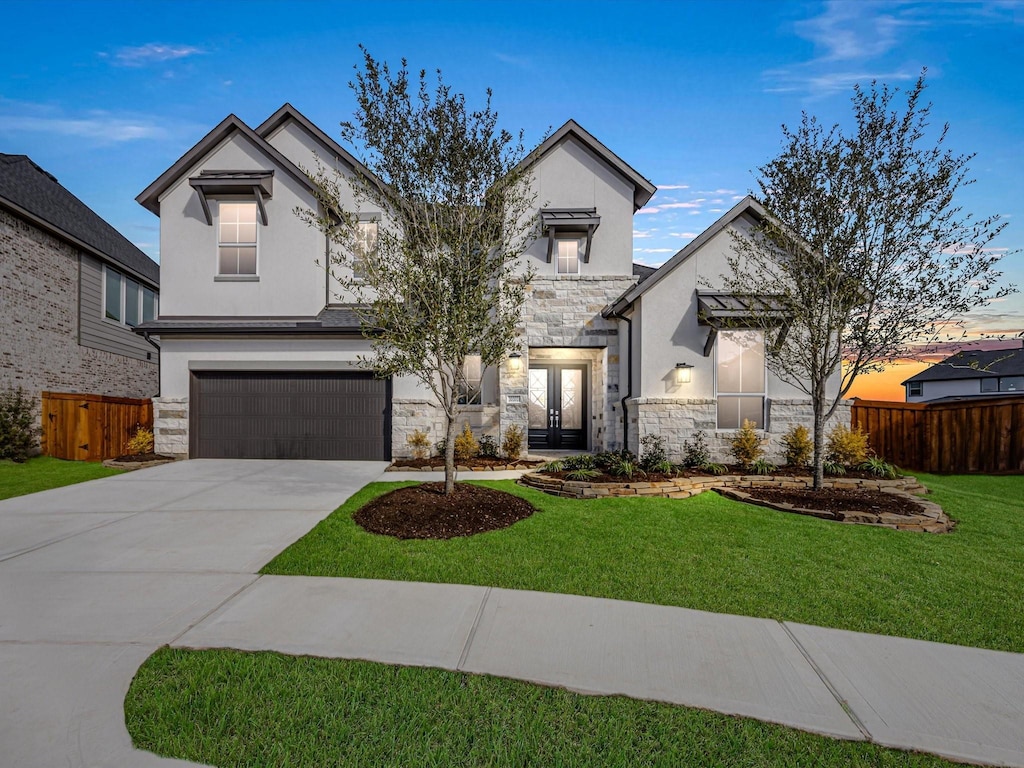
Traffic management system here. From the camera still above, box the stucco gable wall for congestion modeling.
[521,138,635,278]
[157,132,326,317]
[637,219,809,401]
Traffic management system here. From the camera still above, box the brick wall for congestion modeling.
[0,208,158,409]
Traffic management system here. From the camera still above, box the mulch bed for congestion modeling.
[353,482,536,540]
[742,486,920,516]
[112,452,174,463]
[391,457,543,470]
[543,465,898,483]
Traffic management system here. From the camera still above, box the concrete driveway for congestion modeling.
[0,459,388,768]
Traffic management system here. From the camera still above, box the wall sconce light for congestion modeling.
[509,352,523,371]
[675,362,693,384]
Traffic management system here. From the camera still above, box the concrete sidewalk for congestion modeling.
[176,576,1024,768]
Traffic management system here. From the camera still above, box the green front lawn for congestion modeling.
[127,647,954,768]
[265,474,1024,653]
[0,456,122,500]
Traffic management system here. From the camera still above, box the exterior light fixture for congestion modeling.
[509,352,523,370]
[675,362,693,384]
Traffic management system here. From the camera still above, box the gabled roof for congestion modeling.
[901,345,1024,385]
[604,195,767,316]
[518,120,656,211]
[0,153,158,285]
[136,114,320,216]
[256,103,384,188]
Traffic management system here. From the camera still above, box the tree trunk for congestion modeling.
[812,387,826,491]
[443,413,459,496]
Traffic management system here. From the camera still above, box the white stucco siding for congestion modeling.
[157,133,327,317]
[636,220,819,403]
[521,138,635,278]
[157,337,430,400]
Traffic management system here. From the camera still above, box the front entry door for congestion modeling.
[528,364,587,450]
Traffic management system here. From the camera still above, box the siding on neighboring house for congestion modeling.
[0,207,158,402]
[79,252,157,361]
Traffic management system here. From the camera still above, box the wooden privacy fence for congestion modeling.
[41,391,153,462]
[851,397,1024,474]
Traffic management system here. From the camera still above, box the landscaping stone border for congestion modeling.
[101,456,178,472]
[519,472,953,533]
[386,461,544,473]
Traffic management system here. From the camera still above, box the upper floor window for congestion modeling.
[353,219,379,280]
[103,265,157,327]
[908,381,923,397]
[458,354,483,405]
[981,378,997,393]
[218,202,258,276]
[716,329,765,429]
[555,236,581,275]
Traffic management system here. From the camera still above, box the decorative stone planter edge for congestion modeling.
[518,471,952,533]
[386,461,544,472]
[101,456,179,471]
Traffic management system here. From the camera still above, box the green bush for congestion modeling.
[594,449,636,473]
[0,387,39,462]
[500,425,524,460]
[859,456,899,479]
[478,435,499,458]
[681,430,711,468]
[562,454,596,471]
[639,434,668,472]
[826,424,870,467]
[453,423,479,461]
[749,457,777,475]
[781,424,813,467]
[609,457,645,480]
[564,467,601,481]
[729,419,764,468]
[823,460,846,476]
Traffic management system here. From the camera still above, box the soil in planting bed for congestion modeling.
[111,452,175,463]
[743,486,921,516]
[354,482,536,540]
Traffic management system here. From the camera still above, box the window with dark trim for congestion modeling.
[716,330,766,429]
[555,236,582,275]
[458,355,483,405]
[103,265,158,327]
[981,378,998,393]
[353,219,379,280]
[217,201,258,275]
[908,381,923,397]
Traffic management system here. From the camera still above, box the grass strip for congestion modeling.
[0,456,122,500]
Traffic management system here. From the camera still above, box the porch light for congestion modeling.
[675,362,693,384]
[508,352,523,371]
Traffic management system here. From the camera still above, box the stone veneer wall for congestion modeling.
[390,400,501,459]
[500,275,638,454]
[631,397,853,464]
[0,208,158,430]
[152,397,188,457]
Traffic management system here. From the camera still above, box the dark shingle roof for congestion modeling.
[632,263,657,284]
[902,345,1024,384]
[0,154,158,284]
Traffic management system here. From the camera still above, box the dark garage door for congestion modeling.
[191,371,391,460]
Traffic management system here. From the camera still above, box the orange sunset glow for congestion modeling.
[845,360,931,402]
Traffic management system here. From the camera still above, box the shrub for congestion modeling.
[406,429,431,460]
[609,457,645,479]
[562,454,595,471]
[859,456,899,479]
[639,434,668,472]
[729,419,764,468]
[749,457,777,475]
[823,460,846,476]
[0,387,39,462]
[126,425,154,456]
[594,449,636,473]
[699,462,728,475]
[781,424,813,467]
[453,423,479,461]
[564,467,601,481]
[652,459,676,476]
[478,434,499,458]
[542,459,564,473]
[681,430,711,469]
[826,424,870,467]
[500,425,524,460]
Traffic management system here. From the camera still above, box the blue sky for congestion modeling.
[2,0,1022,346]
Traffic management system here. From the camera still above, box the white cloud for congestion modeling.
[493,52,532,69]
[669,232,699,239]
[636,207,661,215]
[635,247,675,254]
[109,43,205,66]
[633,230,652,238]
[0,99,201,144]
[656,183,690,190]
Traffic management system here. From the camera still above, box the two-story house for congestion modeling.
[0,154,159,409]
[903,344,1024,403]
[136,105,843,462]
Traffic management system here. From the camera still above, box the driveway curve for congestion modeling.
[0,459,388,768]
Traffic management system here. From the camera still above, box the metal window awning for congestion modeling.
[189,170,274,225]
[540,208,600,263]
[696,291,789,357]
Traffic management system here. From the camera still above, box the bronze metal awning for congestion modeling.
[696,291,789,357]
[189,170,274,225]
[540,207,601,263]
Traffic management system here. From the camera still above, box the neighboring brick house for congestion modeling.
[136,105,842,462]
[0,154,159,409]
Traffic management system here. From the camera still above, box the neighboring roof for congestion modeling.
[604,195,767,316]
[518,120,656,211]
[136,114,320,216]
[901,345,1024,385]
[632,263,657,284]
[922,391,1024,405]
[0,153,159,285]
[256,103,383,188]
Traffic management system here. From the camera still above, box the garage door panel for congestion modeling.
[191,372,390,460]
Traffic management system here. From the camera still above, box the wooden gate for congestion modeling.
[41,392,153,461]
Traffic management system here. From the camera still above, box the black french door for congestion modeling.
[527,364,587,450]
